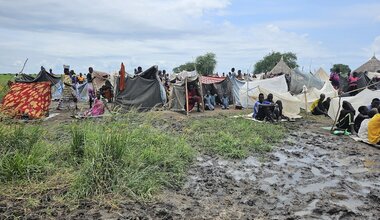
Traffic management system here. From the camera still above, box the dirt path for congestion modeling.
[114,118,380,220]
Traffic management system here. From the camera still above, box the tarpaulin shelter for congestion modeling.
[228,75,246,107]
[296,81,338,112]
[328,89,380,120]
[338,73,371,94]
[200,76,233,105]
[15,69,62,100]
[169,71,204,114]
[91,70,111,92]
[115,65,167,110]
[239,75,301,118]
[289,69,324,95]
[1,82,51,119]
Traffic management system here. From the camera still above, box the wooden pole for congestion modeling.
[185,78,189,116]
[198,76,205,112]
[304,90,308,118]
[331,96,342,132]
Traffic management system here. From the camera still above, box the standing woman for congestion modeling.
[57,65,77,112]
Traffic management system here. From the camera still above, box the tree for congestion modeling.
[330,64,351,76]
[173,62,196,73]
[253,52,299,74]
[195,52,217,76]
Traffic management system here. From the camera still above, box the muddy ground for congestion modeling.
[1,106,380,219]
[113,118,380,220]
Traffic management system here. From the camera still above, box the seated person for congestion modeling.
[336,101,356,134]
[100,80,113,102]
[187,84,201,112]
[354,106,369,133]
[84,94,105,117]
[253,93,276,122]
[204,91,215,111]
[358,108,378,141]
[310,94,330,116]
[221,94,229,110]
[368,107,380,144]
[264,93,287,121]
[367,98,380,111]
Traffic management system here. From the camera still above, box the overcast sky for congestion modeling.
[1,0,379,74]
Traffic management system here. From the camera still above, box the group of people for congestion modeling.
[329,70,362,96]
[311,95,380,145]
[252,93,287,122]
[185,84,230,112]
[57,65,106,117]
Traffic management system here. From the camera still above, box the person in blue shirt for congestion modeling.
[204,90,215,111]
[367,98,380,111]
[253,93,275,121]
[221,93,229,110]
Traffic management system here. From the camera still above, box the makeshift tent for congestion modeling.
[239,75,301,118]
[354,55,380,73]
[200,76,233,105]
[328,89,380,120]
[169,71,202,113]
[314,68,330,82]
[115,65,166,110]
[289,69,324,94]
[339,73,371,93]
[91,70,110,92]
[15,69,62,100]
[229,75,246,107]
[268,56,292,76]
[1,82,51,119]
[296,81,338,111]
[15,69,61,84]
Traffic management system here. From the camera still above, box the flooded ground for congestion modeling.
[117,118,380,219]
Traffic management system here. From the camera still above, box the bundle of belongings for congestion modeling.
[1,82,51,119]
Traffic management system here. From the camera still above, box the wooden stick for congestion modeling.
[304,90,308,118]
[185,78,189,116]
[331,96,342,132]
[199,76,205,112]
[19,58,28,74]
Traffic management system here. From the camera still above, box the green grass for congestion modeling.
[0,74,14,100]
[184,116,285,158]
[0,111,285,213]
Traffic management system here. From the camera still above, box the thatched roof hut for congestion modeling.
[354,55,380,73]
[269,56,292,75]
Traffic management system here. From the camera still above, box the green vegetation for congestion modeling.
[330,64,351,76]
[173,52,217,76]
[0,111,285,217]
[0,74,14,100]
[185,117,284,158]
[253,51,298,74]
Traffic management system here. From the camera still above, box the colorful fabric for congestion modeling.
[1,82,51,119]
[85,98,105,117]
[368,114,380,144]
[200,76,226,84]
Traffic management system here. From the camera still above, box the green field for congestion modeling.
[0,74,14,100]
[0,111,284,217]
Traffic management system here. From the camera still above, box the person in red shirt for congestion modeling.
[187,84,201,112]
[348,72,359,96]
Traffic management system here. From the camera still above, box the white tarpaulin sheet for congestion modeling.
[296,82,338,112]
[240,75,288,107]
[239,75,301,118]
[328,89,380,120]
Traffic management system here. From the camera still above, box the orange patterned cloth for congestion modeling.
[1,82,51,119]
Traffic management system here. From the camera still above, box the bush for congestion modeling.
[71,121,194,199]
[0,125,51,182]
